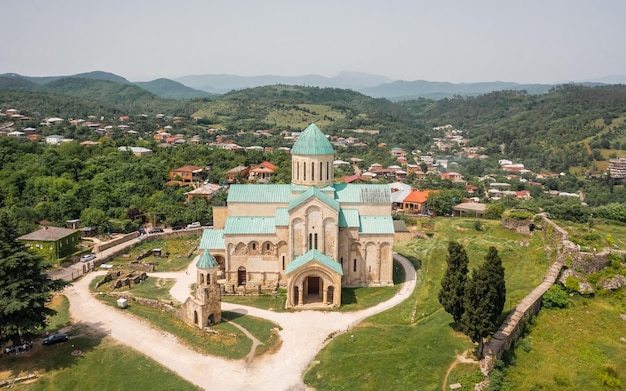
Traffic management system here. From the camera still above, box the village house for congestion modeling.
[169,165,204,183]
[18,226,80,260]
[248,161,276,183]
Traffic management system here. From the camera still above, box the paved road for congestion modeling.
[64,254,416,391]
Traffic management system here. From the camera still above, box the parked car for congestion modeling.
[42,333,68,345]
[172,225,185,231]
[203,221,214,227]
[149,227,164,234]
[186,222,201,229]
[80,254,96,263]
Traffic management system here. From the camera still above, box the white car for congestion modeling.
[80,254,96,263]
[187,222,201,229]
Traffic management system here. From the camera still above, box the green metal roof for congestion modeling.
[224,216,276,234]
[275,208,289,226]
[333,183,391,204]
[199,229,225,250]
[338,209,360,227]
[227,184,291,203]
[288,186,340,211]
[197,249,218,269]
[291,123,334,155]
[359,215,395,234]
[286,249,343,275]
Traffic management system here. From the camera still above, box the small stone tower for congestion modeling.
[182,250,222,328]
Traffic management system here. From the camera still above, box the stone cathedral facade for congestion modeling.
[200,124,394,308]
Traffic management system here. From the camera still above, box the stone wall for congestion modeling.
[481,214,625,375]
[480,214,571,374]
[94,232,139,253]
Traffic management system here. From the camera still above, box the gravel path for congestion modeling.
[65,254,416,391]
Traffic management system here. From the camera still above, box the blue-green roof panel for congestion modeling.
[288,186,340,211]
[197,249,218,269]
[359,215,395,234]
[275,208,289,226]
[199,229,225,250]
[286,249,343,275]
[225,216,277,234]
[339,209,360,227]
[333,183,391,204]
[291,124,334,155]
[228,184,292,203]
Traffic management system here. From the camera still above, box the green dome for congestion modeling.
[291,123,334,155]
[197,249,218,269]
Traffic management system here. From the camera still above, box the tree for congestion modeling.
[438,241,470,327]
[461,246,506,358]
[0,212,68,345]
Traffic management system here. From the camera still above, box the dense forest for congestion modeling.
[1,81,626,236]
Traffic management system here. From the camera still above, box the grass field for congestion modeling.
[558,219,626,251]
[0,295,198,391]
[500,290,626,390]
[305,218,550,391]
[104,234,200,272]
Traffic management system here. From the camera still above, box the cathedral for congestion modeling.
[199,123,394,308]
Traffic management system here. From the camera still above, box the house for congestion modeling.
[453,202,486,217]
[608,156,626,184]
[440,172,464,182]
[248,161,277,183]
[170,165,204,183]
[18,226,80,260]
[45,135,68,145]
[186,183,223,201]
[200,124,394,309]
[402,189,436,214]
[390,147,407,158]
[118,146,153,157]
[226,166,250,184]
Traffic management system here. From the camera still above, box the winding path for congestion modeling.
[65,254,416,391]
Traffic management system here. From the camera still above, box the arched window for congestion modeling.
[311,162,315,180]
[353,259,357,272]
[314,233,318,249]
[326,161,330,180]
[303,162,307,180]
[200,273,204,284]
[308,233,313,251]
[319,162,323,181]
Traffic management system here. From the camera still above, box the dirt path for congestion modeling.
[65,254,416,391]
[441,351,478,391]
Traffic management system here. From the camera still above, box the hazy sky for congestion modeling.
[2,0,625,83]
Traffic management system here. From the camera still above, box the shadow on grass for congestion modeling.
[222,310,247,321]
[0,320,108,382]
[341,288,357,305]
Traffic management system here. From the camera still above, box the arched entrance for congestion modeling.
[304,276,323,304]
[237,266,247,286]
[193,311,198,324]
[207,314,214,325]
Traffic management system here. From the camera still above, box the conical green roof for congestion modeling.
[291,123,334,155]
[197,249,218,269]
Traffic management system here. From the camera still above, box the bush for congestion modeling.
[565,276,580,292]
[542,285,569,309]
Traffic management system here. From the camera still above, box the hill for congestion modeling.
[134,78,213,99]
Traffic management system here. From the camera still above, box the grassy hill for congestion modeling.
[134,78,213,100]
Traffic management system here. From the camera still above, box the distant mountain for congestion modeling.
[359,80,560,100]
[134,78,213,99]
[175,71,393,94]
[0,71,130,86]
[0,75,38,90]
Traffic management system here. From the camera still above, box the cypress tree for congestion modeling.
[461,246,506,358]
[438,241,469,327]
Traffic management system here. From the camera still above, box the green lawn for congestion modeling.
[1,337,199,391]
[305,218,550,390]
[0,295,198,391]
[104,234,200,272]
[501,291,626,390]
